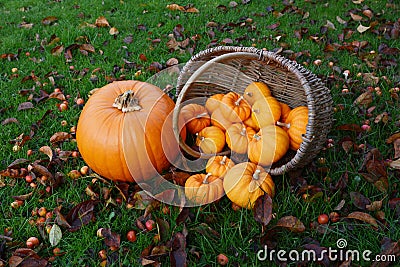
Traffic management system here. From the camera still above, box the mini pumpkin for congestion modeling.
[243,81,272,105]
[185,173,224,205]
[180,103,210,134]
[225,123,256,154]
[211,109,232,131]
[279,102,292,123]
[76,80,186,183]
[248,125,289,166]
[196,126,226,154]
[205,93,224,114]
[243,116,260,132]
[223,162,275,209]
[276,106,308,150]
[251,96,281,129]
[205,155,235,177]
[219,92,251,123]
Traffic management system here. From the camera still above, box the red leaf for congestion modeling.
[276,216,305,233]
[65,200,99,232]
[170,232,187,267]
[253,194,273,226]
[98,228,120,248]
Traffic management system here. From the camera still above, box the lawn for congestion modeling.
[0,0,399,266]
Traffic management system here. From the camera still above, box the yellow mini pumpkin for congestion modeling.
[225,123,256,154]
[247,125,289,166]
[211,109,232,131]
[223,162,275,209]
[205,155,235,177]
[243,81,272,105]
[276,106,308,150]
[196,126,226,154]
[251,96,281,129]
[185,173,224,205]
[205,93,224,114]
[219,92,251,123]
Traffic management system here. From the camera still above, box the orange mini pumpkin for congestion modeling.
[205,93,224,114]
[76,80,186,183]
[205,155,235,177]
[211,109,232,131]
[243,81,272,105]
[251,96,281,129]
[223,162,275,209]
[185,173,224,205]
[180,103,210,134]
[225,123,256,154]
[248,125,289,167]
[276,106,308,150]
[219,92,251,123]
[279,102,292,123]
[195,126,226,154]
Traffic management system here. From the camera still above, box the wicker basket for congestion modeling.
[172,46,333,176]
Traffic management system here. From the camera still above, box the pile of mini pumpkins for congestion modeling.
[181,81,309,208]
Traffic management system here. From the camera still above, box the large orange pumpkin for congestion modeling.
[76,80,186,183]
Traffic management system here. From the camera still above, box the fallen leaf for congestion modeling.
[42,16,58,25]
[170,232,187,267]
[276,216,305,233]
[98,228,120,248]
[366,200,383,211]
[347,211,378,228]
[176,207,190,225]
[109,27,119,35]
[166,4,185,11]
[336,16,347,25]
[386,133,400,159]
[156,218,170,243]
[353,91,373,106]
[80,43,95,53]
[12,191,34,201]
[337,124,363,132]
[350,13,363,22]
[357,24,370,33]
[17,102,34,111]
[9,248,48,267]
[51,45,64,56]
[95,16,110,27]
[39,146,53,161]
[49,224,62,246]
[253,194,273,227]
[65,200,99,232]
[374,112,389,124]
[1,117,19,125]
[371,238,400,267]
[49,132,72,144]
[185,7,199,13]
[388,158,400,169]
[350,191,371,210]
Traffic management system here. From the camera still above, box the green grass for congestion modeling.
[1,0,399,266]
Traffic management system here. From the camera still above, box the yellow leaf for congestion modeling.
[166,4,185,11]
[95,16,110,27]
[109,27,119,35]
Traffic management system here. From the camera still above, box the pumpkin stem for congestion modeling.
[240,127,247,136]
[234,96,245,106]
[112,90,142,112]
[253,169,261,180]
[196,112,209,119]
[203,173,213,184]
[220,155,227,165]
[253,134,261,141]
[252,108,259,114]
[276,121,290,129]
[245,92,253,97]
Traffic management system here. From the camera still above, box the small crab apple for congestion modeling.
[317,214,329,224]
[145,220,155,231]
[26,236,40,248]
[126,230,137,242]
[217,254,229,265]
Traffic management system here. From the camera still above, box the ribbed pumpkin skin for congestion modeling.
[185,173,224,205]
[223,162,275,209]
[211,109,232,131]
[243,82,272,105]
[225,123,256,154]
[219,92,251,122]
[279,102,292,123]
[285,106,309,150]
[195,126,226,154]
[180,103,210,134]
[251,96,281,128]
[248,125,289,167]
[205,93,224,114]
[205,155,235,177]
[76,80,184,183]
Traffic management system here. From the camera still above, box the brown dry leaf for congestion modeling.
[17,102,34,111]
[31,163,53,179]
[362,73,379,85]
[109,27,119,35]
[347,211,378,228]
[48,91,66,101]
[336,16,347,25]
[253,194,273,227]
[167,4,185,11]
[352,0,364,3]
[354,91,373,106]
[350,12,363,21]
[366,200,383,211]
[39,146,53,161]
[357,24,371,33]
[66,200,99,232]
[337,124,363,132]
[98,228,121,248]
[185,7,199,13]
[80,43,95,53]
[386,133,400,159]
[2,117,19,125]
[51,45,64,56]
[95,16,110,27]
[374,112,389,124]
[42,16,58,25]
[371,238,400,267]
[9,248,48,267]
[170,232,187,267]
[50,132,72,144]
[12,191,34,201]
[350,191,371,210]
[276,215,305,233]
